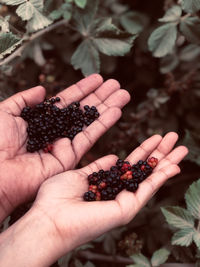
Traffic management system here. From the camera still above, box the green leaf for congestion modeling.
[181,0,200,13]
[49,3,72,21]
[92,18,135,56]
[180,17,200,44]
[172,228,194,246]
[161,206,194,229]
[185,179,200,219]
[71,39,100,76]
[159,5,182,22]
[131,254,151,267]
[193,230,200,249]
[151,248,170,267]
[49,9,63,20]
[120,11,149,34]
[75,0,87,9]
[0,32,22,59]
[73,0,98,34]
[0,0,25,5]
[148,23,177,57]
[182,130,200,166]
[16,1,34,20]
[27,9,52,32]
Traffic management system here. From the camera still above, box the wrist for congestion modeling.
[0,206,64,267]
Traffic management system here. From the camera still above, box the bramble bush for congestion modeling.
[0,0,200,266]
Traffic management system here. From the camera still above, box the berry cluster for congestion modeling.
[83,157,158,201]
[21,97,99,153]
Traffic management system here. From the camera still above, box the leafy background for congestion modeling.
[0,0,200,266]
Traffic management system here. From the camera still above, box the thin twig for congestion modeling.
[0,19,69,66]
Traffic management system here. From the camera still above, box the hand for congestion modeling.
[26,132,187,265]
[0,74,130,222]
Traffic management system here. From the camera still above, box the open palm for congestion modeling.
[0,74,130,221]
[33,132,188,261]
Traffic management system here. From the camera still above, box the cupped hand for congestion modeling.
[32,132,188,262]
[0,74,130,221]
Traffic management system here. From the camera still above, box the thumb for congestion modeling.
[0,86,46,116]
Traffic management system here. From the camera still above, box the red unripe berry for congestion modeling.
[43,144,53,153]
[141,165,146,171]
[98,182,106,189]
[89,185,97,193]
[147,157,158,168]
[96,191,101,201]
[121,163,131,172]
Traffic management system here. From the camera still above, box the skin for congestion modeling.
[0,74,130,222]
[0,132,188,267]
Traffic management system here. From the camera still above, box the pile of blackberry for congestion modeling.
[83,157,158,201]
[20,97,99,153]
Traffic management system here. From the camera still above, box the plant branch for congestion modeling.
[0,19,69,66]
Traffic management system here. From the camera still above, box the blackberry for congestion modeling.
[83,157,158,202]
[20,98,99,153]
[83,191,96,201]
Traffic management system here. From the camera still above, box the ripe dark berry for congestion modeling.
[83,157,158,202]
[20,98,99,153]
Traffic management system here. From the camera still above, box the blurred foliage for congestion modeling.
[0,0,200,266]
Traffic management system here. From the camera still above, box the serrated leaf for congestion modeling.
[148,23,177,57]
[193,230,200,249]
[0,0,25,5]
[159,5,182,22]
[49,3,72,21]
[92,19,135,56]
[182,0,200,13]
[0,32,21,59]
[151,248,170,267]
[161,206,194,229]
[131,254,151,267]
[93,35,135,56]
[120,11,149,34]
[180,17,200,44]
[75,0,87,9]
[185,179,200,219]
[71,39,100,76]
[93,17,119,34]
[16,1,34,20]
[172,228,194,246]
[73,0,98,34]
[26,8,52,32]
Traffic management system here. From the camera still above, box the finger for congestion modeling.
[56,74,103,108]
[126,135,162,164]
[0,86,46,116]
[155,146,188,171]
[79,154,118,175]
[80,79,121,107]
[148,132,178,162]
[72,107,121,161]
[95,89,131,114]
[52,108,121,167]
[115,164,180,224]
[103,89,131,108]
